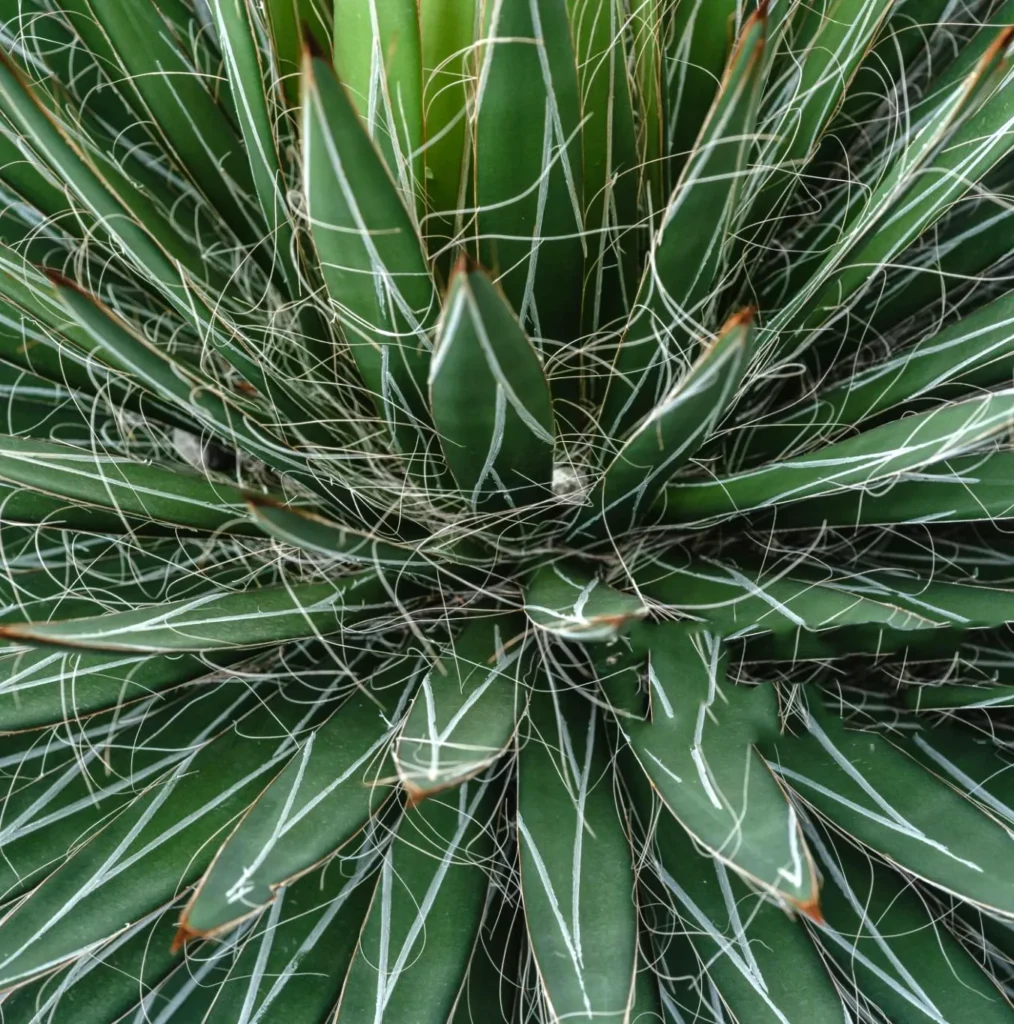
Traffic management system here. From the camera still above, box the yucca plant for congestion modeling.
[4,0,1014,1020]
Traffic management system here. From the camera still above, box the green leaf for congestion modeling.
[395,616,525,799]
[746,0,895,247]
[60,0,258,247]
[634,555,1014,660]
[420,0,477,248]
[776,451,1014,529]
[765,702,1014,919]
[0,677,322,988]
[0,572,391,653]
[0,899,183,1024]
[741,285,1014,465]
[332,0,424,207]
[807,820,1014,1023]
[302,51,437,452]
[894,724,1014,828]
[630,0,665,221]
[474,0,584,343]
[265,0,332,107]
[524,561,647,642]
[43,276,356,510]
[430,264,555,509]
[619,623,820,915]
[518,686,637,1022]
[769,26,1014,361]
[0,646,239,731]
[333,779,497,1023]
[449,885,525,1024]
[207,0,302,300]
[180,663,418,939]
[0,435,261,535]
[637,782,844,1023]
[582,308,754,537]
[601,8,766,437]
[248,497,475,575]
[663,0,740,180]
[569,0,640,334]
[201,852,376,1024]
[657,390,1014,525]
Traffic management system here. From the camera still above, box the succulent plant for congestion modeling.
[3,0,1014,1020]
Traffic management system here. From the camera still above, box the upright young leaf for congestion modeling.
[302,51,437,453]
[474,0,584,343]
[601,9,766,437]
[570,0,640,334]
[332,0,425,205]
[582,308,754,537]
[430,263,555,508]
[420,0,477,249]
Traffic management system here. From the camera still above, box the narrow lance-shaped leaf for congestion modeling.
[420,0,477,224]
[474,0,585,344]
[302,50,437,454]
[617,623,820,915]
[430,263,555,509]
[518,684,638,1023]
[248,497,481,577]
[663,0,740,180]
[524,560,647,642]
[0,435,263,535]
[208,0,302,301]
[60,0,258,247]
[633,554,1014,660]
[179,661,419,941]
[601,8,766,437]
[0,678,326,989]
[0,645,242,732]
[627,767,844,1024]
[768,26,1014,363]
[581,308,754,537]
[570,0,640,334]
[744,0,895,249]
[395,615,525,800]
[739,283,1014,465]
[265,0,332,107]
[764,700,1014,919]
[0,572,392,653]
[0,684,253,902]
[201,851,377,1024]
[0,900,185,1024]
[333,779,498,1024]
[776,451,1014,529]
[656,390,1014,525]
[806,819,1014,1023]
[630,0,665,221]
[332,0,424,208]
